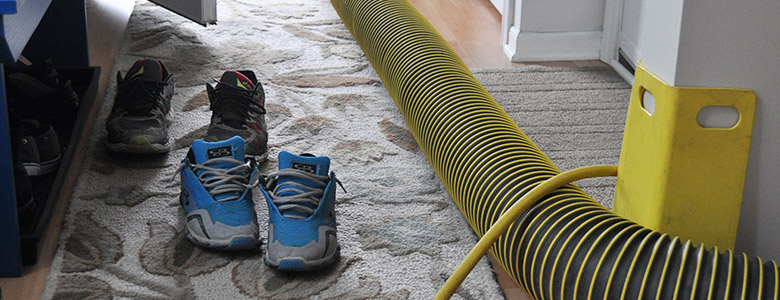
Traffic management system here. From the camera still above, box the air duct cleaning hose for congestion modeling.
[328,0,780,299]
[437,165,620,299]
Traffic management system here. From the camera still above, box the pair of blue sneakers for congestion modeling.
[177,136,341,271]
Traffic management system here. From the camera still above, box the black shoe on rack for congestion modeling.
[10,128,37,221]
[3,58,59,88]
[5,70,79,146]
[204,70,268,160]
[105,58,175,154]
[17,120,62,176]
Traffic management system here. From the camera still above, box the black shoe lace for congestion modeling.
[210,80,266,129]
[116,79,169,116]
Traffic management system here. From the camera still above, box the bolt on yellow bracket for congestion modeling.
[614,62,756,250]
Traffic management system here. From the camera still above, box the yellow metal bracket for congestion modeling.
[614,62,756,250]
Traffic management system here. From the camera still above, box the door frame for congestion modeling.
[600,0,635,83]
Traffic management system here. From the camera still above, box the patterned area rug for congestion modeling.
[42,1,504,299]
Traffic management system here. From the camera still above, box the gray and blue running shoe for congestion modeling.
[106,58,175,153]
[178,136,260,250]
[260,151,343,271]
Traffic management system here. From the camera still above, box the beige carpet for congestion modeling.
[41,1,631,299]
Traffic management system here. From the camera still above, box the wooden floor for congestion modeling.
[409,0,605,69]
[0,0,603,299]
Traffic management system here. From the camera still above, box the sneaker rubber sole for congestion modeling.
[106,136,171,154]
[24,154,62,176]
[106,107,174,154]
[183,224,261,251]
[263,246,340,271]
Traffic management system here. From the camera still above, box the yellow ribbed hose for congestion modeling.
[329,0,780,299]
[435,165,619,299]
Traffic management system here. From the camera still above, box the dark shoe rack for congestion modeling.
[18,67,100,265]
[1,0,93,276]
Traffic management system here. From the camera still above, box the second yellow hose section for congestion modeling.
[436,165,619,299]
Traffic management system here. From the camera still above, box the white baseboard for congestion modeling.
[503,26,520,60]
[506,29,603,62]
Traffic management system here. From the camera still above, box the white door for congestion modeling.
[601,0,641,82]
[150,0,216,26]
[601,0,632,82]
[616,0,641,71]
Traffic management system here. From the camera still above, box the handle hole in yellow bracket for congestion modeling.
[697,106,739,129]
[641,89,655,116]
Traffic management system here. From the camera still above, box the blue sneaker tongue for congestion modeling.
[191,136,245,164]
[189,136,247,202]
[277,151,330,176]
[276,151,330,219]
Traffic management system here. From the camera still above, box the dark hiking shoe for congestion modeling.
[106,58,175,153]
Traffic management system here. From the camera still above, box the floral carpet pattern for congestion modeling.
[42,1,505,299]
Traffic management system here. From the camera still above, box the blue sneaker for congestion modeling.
[178,136,260,250]
[260,151,343,271]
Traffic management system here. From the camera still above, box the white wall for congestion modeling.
[503,0,606,61]
[520,1,604,32]
[671,2,780,260]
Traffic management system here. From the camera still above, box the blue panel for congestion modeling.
[0,0,53,63]
[0,0,16,15]
[0,0,88,276]
[0,64,22,277]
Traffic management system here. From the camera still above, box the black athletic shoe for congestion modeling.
[4,67,79,147]
[3,58,59,88]
[106,59,175,153]
[204,70,268,160]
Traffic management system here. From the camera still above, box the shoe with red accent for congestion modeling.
[204,70,268,160]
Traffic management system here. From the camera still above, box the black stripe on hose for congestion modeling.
[330,0,780,299]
